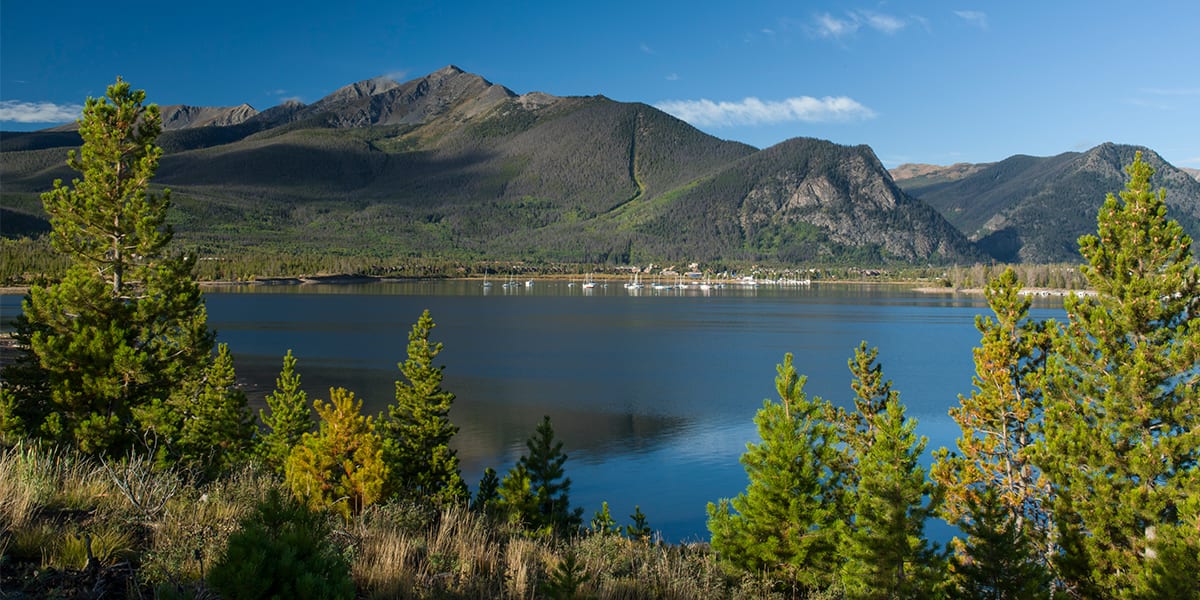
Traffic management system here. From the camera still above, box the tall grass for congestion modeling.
[1,442,795,598]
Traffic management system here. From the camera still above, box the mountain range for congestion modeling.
[891,145,1200,263]
[3,66,1198,266]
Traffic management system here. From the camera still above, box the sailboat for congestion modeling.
[582,273,597,289]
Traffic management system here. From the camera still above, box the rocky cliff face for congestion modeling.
[738,140,977,261]
[159,104,258,130]
[299,65,518,128]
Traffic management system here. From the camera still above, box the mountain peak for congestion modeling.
[316,76,402,106]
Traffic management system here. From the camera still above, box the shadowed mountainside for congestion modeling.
[893,144,1200,263]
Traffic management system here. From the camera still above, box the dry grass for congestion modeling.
[3,443,785,599]
[0,444,43,532]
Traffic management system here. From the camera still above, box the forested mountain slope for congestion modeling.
[893,143,1200,262]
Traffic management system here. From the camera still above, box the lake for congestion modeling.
[0,280,1062,542]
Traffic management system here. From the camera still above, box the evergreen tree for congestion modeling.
[208,488,355,600]
[949,489,1052,600]
[518,415,583,534]
[838,342,899,460]
[1132,495,1200,599]
[1035,153,1200,596]
[259,350,314,474]
[170,343,255,476]
[840,396,944,600]
[496,463,538,528]
[380,310,467,507]
[625,505,652,542]
[589,501,619,536]
[707,353,846,591]
[472,467,501,514]
[286,388,388,521]
[931,267,1055,574]
[2,79,212,456]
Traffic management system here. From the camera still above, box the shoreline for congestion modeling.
[912,286,1095,297]
[4,279,1094,297]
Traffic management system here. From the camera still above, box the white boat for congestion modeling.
[525,279,534,287]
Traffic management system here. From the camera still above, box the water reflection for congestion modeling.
[3,281,1063,542]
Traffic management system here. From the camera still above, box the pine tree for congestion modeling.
[1035,153,1200,596]
[949,489,1052,600]
[3,79,212,456]
[496,463,538,528]
[172,343,255,476]
[840,396,944,600]
[380,310,467,507]
[518,415,583,534]
[286,388,388,521]
[1133,495,1200,599]
[589,501,619,536]
[472,467,501,514]
[259,350,314,474]
[707,353,846,591]
[839,342,899,459]
[931,267,1055,575]
[208,488,355,600]
[625,506,652,542]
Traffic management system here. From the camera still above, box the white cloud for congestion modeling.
[954,10,988,29]
[0,100,82,123]
[655,96,876,127]
[381,70,409,82]
[812,10,913,39]
[858,10,907,34]
[814,12,860,38]
[666,73,680,81]
[640,42,655,55]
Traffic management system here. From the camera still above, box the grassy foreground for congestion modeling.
[0,442,822,599]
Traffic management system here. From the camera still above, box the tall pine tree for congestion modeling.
[2,79,213,456]
[380,310,467,507]
[707,353,846,591]
[1035,153,1200,596]
[931,267,1055,579]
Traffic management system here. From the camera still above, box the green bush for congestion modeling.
[208,488,354,600]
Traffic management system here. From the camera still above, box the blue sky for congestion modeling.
[2,1,1198,168]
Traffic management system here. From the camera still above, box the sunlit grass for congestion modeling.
[1,442,782,598]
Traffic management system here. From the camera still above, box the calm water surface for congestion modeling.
[1,281,1062,542]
